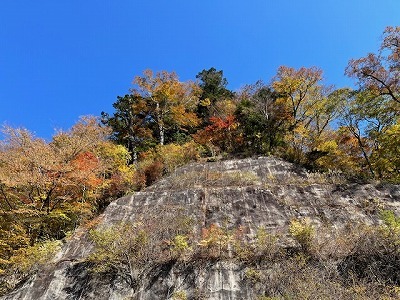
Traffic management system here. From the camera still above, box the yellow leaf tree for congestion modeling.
[272,66,340,164]
[132,69,201,145]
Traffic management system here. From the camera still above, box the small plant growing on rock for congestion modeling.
[169,234,191,258]
[198,224,232,259]
[255,227,279,260]
[171,290,187,300]
[244,267,262,283]
[380,209,400,236]
[289,218,315,252]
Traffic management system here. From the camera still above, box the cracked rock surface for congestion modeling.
[3,157,400,300]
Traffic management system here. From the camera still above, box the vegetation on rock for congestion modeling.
[86,208,400,299]
[0,26,399,297]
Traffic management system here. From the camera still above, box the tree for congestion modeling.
[0,126,69,216]
[132,69,201,145]
[272,66,339,164]
[0,116,133,262]
[196,67,234,122]
[346,26,400,106]
[235,81,287,154]
[272,66,325,130]
[371,118,400,181]
[344,27,400,179]
[101,94,156,160]
[193,115,242,155]
[336,89,377,176]
[337,86,399,178]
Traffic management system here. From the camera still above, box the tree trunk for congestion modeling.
[155,102,165,145]
[159,124,165,146]
[353,132,375,177]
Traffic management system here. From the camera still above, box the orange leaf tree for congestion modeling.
[0,116,133,251]
[193,115,242,156]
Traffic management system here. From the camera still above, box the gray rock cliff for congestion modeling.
[3,157,400,300]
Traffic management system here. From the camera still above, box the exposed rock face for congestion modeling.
[3,157,400,300]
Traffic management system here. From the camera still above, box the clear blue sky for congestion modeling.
[1,1,399,139]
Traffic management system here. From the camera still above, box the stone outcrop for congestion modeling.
[3,157,400,300]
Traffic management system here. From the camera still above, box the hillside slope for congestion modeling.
[3,157,400,300]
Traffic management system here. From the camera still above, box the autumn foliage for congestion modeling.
[1,26,400,295]
[193,115,242,155]
[0,116,135,284]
